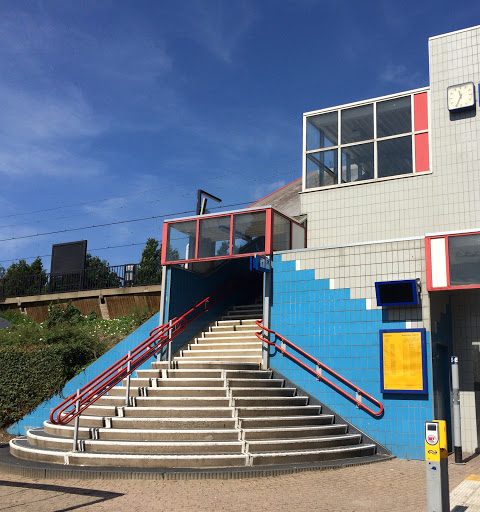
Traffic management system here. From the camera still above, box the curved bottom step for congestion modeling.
[10,437,376,469]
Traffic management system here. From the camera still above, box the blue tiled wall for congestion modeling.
[8,313,161,435]
[270,256,433,460]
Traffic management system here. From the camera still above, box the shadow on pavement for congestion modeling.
[0,479,123,511]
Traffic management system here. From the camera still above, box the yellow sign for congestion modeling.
[381,329,426,393]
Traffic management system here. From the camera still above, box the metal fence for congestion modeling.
[0,264,162,301]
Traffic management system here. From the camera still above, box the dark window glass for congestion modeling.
[449,235,480,286]
[167,221,197,261]
[306,150,338,188]
[341,143,374,183]
[198,216,231,259]
[341,104,373,143]
[377,136,412,178]
[306,111,338,150]
[377,96,411,138]
[273,213,291,251]
[232,212,266,254]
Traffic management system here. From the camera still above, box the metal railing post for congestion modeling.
[125,351,132,406]
[72,389,80,452]
[451,356,463,463]
[168,320,173,369]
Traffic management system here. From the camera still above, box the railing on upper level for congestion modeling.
[255,320,384,417]
[0,263,161,301]
[49,276,245,426]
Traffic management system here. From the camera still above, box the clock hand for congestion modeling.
[456,92,462,107]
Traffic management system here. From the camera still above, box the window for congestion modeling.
[304,91,429,189]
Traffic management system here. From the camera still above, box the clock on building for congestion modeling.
[447,82,476,111]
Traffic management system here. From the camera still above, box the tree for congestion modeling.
[135,238,179,285]
[216,241,229,256]
[2,258,47,298]
[83,253,120,290]
[136,238,162,285]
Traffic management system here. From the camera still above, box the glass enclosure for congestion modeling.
[162,207,306,265]
[304,90,429,189]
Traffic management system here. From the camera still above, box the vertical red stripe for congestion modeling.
[265,208,273,254]
[161,222,169,264]
[229,214,234,256]
[414,92,428,131]
[444,236,451,288]
[415,133,430,172]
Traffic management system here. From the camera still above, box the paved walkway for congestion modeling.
[0,454,479,511]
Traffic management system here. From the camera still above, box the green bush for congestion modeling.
[0,310,36,326]
[0,304,155,429]
[0,343,99,428]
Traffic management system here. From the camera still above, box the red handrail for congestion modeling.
[50,276,247,425]
[255,320,384,417]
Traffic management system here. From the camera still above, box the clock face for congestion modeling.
[447,82,475,111]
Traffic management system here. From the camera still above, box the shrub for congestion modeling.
[0,305,154,429]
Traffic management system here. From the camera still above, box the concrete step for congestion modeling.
[151,360,262,371]
[230,387,296,397]
[78,416,238,429]
[121,407,235,419]
[162,369,273,380]
[181,349,262,358]
[242,424,348,440]
[246,434,362,453]
[202,330,258,339]
[28,430,245,455]
[108,387,229,398]
[97,395,309,408]
[232,397,309,407]
[238,415,332,429]
[11,437,376,468]
[210,324,259,333]
[124,378,226,388]
[228,379,285,388]
[95,396,232,408]
[10,438,249,468]
[216,319,258,327]
[187,342,261,351]
[237,406,321,418]
[44,422,241,442]
[249,444,377,466]
[174,355,263,363]
[174,361,262,370]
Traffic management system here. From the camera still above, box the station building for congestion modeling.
[9,25,480,463]
[160,25,480,460]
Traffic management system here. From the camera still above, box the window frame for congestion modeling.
[303,88,430,191]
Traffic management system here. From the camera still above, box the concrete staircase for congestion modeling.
[10,303,378,469]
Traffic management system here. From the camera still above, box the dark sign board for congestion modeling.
[51,241,87,275]
[375,279,419,307]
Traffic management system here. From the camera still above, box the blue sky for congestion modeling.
[0,1,479,271]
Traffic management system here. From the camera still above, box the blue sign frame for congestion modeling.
[379,328,427,394]
[375,279,419,307]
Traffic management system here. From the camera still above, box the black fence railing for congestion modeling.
[0,264,162,301]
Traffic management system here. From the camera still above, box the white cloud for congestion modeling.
[181,0,257,63]
[0,84,106,178]
[379,63,422,88]
[253,179,286,201]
